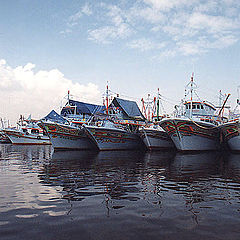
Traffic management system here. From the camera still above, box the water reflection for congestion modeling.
[37,150,240,207]
[222,153,240,181]
[1,145,240,240]
[0,144,52,163]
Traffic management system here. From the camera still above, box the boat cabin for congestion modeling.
[184,101,216,117]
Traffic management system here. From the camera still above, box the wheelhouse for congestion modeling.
[184,101,216,117]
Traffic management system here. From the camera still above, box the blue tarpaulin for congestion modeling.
[110,97,145,120]
[61,100,106,116]
[42,110,67,123]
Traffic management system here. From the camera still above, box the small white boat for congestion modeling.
[3,118,51,145]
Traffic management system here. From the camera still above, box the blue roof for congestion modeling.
[111,97,145,120]
[61,100,106,116]
[42,110,67,123]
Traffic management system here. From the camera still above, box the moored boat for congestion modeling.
[140,125,174,150]
[160,117,219,151]
[219,91,240,151]
[3,117,51,145]
[219,121,240,151]
[39,110,97,150]
[39,121,97,150]
[159,74,225,151]
[84,120,145,151]
[140,90,174,150]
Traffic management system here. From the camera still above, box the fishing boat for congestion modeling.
[220,121,240,151]
[81,86,146,151]
[140,125,174,150]
[3,116,51,145]
[159,74,227,151]
[39,110,97,150]
[219,90,240,151]
[39,90,106,150]
[140,91,174,150]
[84,120,145,151]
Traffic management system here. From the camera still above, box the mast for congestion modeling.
[141,98,145,117]
[0,118,3,129]
[218,93,231,118]
[153,97,156,120]
[190,73,194,118]
[219,90,222,107]
[106,83,109,115]
[67,90,70,105]
[156,88,160,121]
[237,86,240,105]
[147,94,150,121]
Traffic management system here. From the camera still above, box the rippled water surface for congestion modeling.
[1,144,240,240]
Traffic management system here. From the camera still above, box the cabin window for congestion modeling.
[192,105,196,109]
[31,129,39,134]
[201,105,203,109]
[22,129,27,133]
[197,105,200,109]
[186,105,188,109]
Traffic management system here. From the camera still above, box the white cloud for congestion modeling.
[177,41,206,56]
[127,38,165,51]
[143,0,195,11]
[128,5,166,24]
[68,11,82,27]
[88,5,132,44]
[88,24,131,44]
[160,49,177,58]
[0,60,101,124]
[187,12,237,33]
[60,3,93,34]
[62,0,240,56]
[82,3,92,16]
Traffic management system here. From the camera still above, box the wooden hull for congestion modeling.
[159,119,219,151]
[85,126,145,151]
[39,122,97,150]
[140,128,174,150]
[220,121,240,151]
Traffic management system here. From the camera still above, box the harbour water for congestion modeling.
[0,144,240,240]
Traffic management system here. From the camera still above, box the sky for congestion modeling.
[0,0,240,124]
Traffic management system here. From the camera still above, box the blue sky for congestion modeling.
[0,0,240,122]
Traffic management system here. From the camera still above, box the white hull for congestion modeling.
[85,126,145,151]
[141,129,174,150]
[160,119,219,151]
[3,130,51,145]
[49,133,95,150]
[171,134,218,151]
[39,122,96,150]
[227,136,240,151]
[220,122,240,152]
